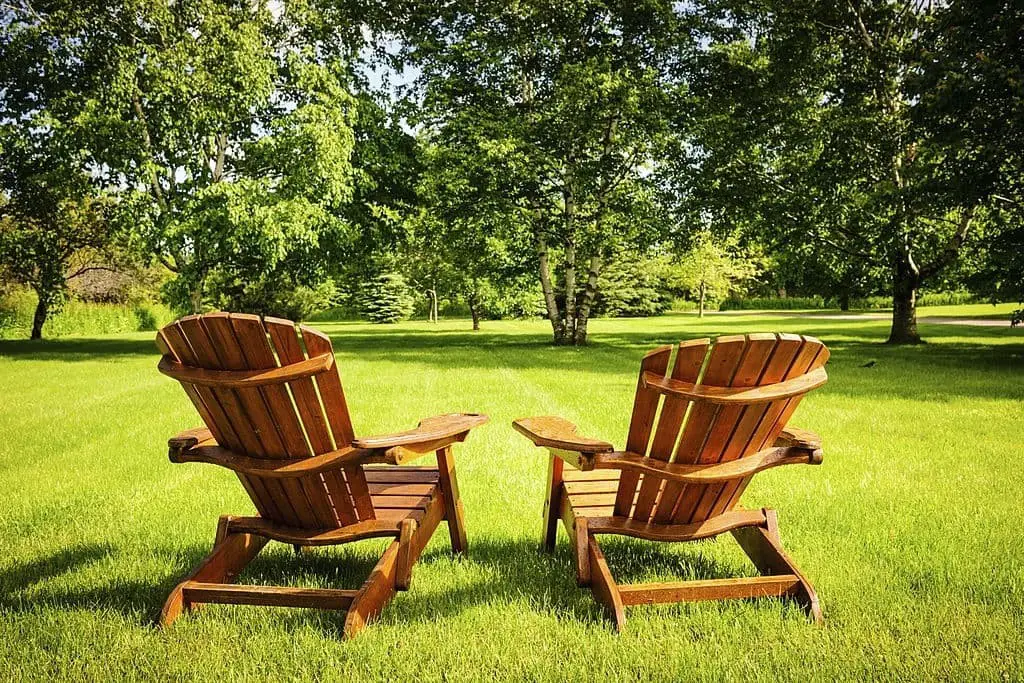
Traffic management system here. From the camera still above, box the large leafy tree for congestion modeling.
[683,0,1017,343]
[918,0,1024,319]
[0,139,116,339]
[403,0,691,344]
[1,0,358,315]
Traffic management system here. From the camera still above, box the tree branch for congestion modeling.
[918,205,976,281]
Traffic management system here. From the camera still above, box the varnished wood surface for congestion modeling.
[515,333,831,631]
[641,366,827,405]
[157,352,334,388]
[353,413,489,450]
[157,313,485,637]
[511,416,614,453]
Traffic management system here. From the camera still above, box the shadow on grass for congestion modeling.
[0,534,772,634]
[0,337,158,362]
[1,320,1020,402]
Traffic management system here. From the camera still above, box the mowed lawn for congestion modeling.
[1,313,1022,681]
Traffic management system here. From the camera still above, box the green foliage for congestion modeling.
[720,290,983,312]
[671,233,762,315]
[475,280,546,320]
[681,0,1022,342]
[1,0,360,316]
[595,257,674,318]
[720,296,831,312]
[406,2,690,343]
[0,286,172,339]
[359,272,415,323]
[203,272,340,322]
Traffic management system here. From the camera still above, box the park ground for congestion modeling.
[0,306,1022,681]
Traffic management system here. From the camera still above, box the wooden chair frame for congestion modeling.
[514,334,828,631]
[156,313,485,638]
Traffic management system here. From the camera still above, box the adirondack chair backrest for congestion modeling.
[617,333,829,526]
[156,312,375,529]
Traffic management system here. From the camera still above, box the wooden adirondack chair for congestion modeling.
[513,333,829,631]
[155,312,487,638]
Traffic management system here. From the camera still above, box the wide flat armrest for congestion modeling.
[774,426,822,452]
[352,413,489,453]
[511,416,614,454]
[168,427,216,456]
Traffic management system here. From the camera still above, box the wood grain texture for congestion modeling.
[355,413,489,450]
[632,339,709,523]
[157,314,485,637]
[588,538,626,632]
[511,416,614,453]
[436,446,468,554]
[618,575,800,606]
[512,333,831,631]
[614,345,672,516]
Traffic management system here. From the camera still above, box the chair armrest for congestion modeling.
[168,427,216,457]
[352,413,489,454]
[591,445,822,483]
[774,426,822,453]
[511,416,614,454]
[169,443,381,477]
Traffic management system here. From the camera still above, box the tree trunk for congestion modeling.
[839,291,851,311]
[887,254,922,344]
[572,255,603,345]
[31,295,49,340]
[537,237,568,344]
[426,289,438,323]
[467,286,481,331]
[698,283,706,318]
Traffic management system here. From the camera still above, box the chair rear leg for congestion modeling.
[436,446,469,555]
[161,515,268,626]
[731,508,822,624]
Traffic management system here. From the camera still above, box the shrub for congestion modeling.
[917,290,980,307]
[359,272,415,323]
[595,257,674,317]
[719,296,830,311]
[477,281,546,319]
[0,286,174,339]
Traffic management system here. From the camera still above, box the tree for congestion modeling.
[1,0,358,315]
[594,254,675,318]
[0,127,121,339]
[403,1,690,344]
[682,0,1016,343]
[673,233,760,317]
[359,272,415,323]
[410,138,535,331]
[918,0,1024,324]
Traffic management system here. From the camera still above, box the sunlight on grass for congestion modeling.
[0,314,1021,680]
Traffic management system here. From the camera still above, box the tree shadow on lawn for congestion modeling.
[0,337,158,362]
[1,322,1020,402]
[0,535,776,634]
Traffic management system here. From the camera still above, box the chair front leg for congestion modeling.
[160,515,268,626]
[541,452,564,551]
[436,446,469,555]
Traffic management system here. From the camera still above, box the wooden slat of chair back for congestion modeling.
[616,334,829,526]
[158,312,373,529]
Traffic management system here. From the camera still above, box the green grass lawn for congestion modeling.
[1,314,1022,681]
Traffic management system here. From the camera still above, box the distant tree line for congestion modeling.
[1,0,1020,343]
